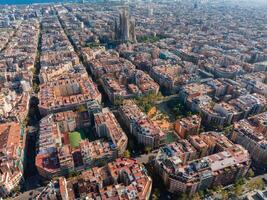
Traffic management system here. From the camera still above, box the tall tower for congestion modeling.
[147,0,153,17]
[115,7,136,43]
[121,8,130,42]
[194,0,198,9]
[4,16,10,28]
[114,19,119,40]
[130,18,137,43]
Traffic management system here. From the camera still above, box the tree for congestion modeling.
[30,67,36,75]
[192,193,201,200]
[212,185,229,200]
[22,116,29,127]
[199,126,205,133]
[77,105,87,113]
[198,190,205,199]
[123,150,131,158]
[151,188,160,200]
[12,186,20,194]
[184,132,189,140]
[69,171,80,178]
[210,101,216,107]
[235,178,245,185]
[186,111,193,117]
[223,125,234,135]
[247,169,255,178]
[148,155,155,162]
[151,193,158,200]
[157,92,164,101]
[32,82,40,93]
[247,178,265,191]
[234,184,243,196]
[144,146,152,154]
[220,189,229,200]
[179,193,189,200]
[172,102,193,119]
[144,104,152,113]
[114,96,123,105]
[135,93,162,114]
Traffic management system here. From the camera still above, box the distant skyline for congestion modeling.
[1,0,267,6]
[0,0,65,5]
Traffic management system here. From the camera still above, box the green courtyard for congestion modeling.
[68,130,86,148]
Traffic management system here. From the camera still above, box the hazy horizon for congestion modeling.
[1,0,267,6]
[0,0,65,5]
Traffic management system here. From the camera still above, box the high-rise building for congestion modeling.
[194,0,198,9]
[2,16,10,28]
[115,7,136,43]
[120,8,130,41]
[148,7,153,17]
[147,1,153,17]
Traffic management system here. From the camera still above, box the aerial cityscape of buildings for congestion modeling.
[0,0,266,199]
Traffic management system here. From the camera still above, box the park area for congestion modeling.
[68,130,86,148]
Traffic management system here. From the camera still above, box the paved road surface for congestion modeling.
[14,187,44,200]
[135,150,159,164]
